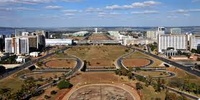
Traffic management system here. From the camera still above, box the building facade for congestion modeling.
[158,34,188,53]
[190,35,200,50]
[45,39,72,46]
[170,28,181,34]
[5,37,29,54]
[146,31,157,41]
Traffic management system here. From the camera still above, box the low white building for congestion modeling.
[30,52,40,57]
[45,39,72,46]
[16,56,29,63]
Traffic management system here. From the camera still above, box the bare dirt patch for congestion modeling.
[126,51,162,67]
[88,33,111,40]
[45,59,76,68]
[69,85,135,100]
[123,58,150,67]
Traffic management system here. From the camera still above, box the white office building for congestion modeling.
[146,31,157,41]
[5,37,29,55]
[156,27,166,35]
[158,34,188,55]
[45,39,72,46]
[170,28,181,34]
[5,38,12,53]
[190,35,200,50]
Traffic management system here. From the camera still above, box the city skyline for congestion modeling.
[0,0,200,27]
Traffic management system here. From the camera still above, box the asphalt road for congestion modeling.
[133,47,200,77]
[0,47,70,80]
[116,49,135,69]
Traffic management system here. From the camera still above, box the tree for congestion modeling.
[36,61,43,67]
[165,92,177,100]
[191,48,197,53]
[155,78,162,92]
[136,82,143,90]
[0,65,6,74]
[0,88,12,99]
[57,80,73,89]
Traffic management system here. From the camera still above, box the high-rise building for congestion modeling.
[35,30,49,38]
[0,35,5,52]
[146,31,157,41]
[170,28,181,34]
[5,38,12,53]
[5,37,31,54]
[157,27,166,35]
[15,29,26,37]
[190,35,200,50]
[158,34,188,53]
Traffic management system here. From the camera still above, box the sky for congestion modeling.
[0,0,200,27]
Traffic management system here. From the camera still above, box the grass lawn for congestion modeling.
[26,72,64,79]
[66,45,128,67]
[136,71,169,77]
[126,51,162,67]
[0,70,31,92]
[167,67,200,84]
[140,83,166,100]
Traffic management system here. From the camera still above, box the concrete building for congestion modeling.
[5,36,39,55]
[158,34,188,56]
[0,35,5,52]
[35,30,49,38]
[190,35,200,50]
[146,31,157,41]
[45,39,72,46]
[157,27,166,35]
[5,38,13,53]
[30,52,40,57]
[73,31,89,37]
[170,28,181,34]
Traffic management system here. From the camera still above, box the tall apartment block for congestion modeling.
[158,34,188,53]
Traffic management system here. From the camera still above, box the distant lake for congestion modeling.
[0,28,15,35]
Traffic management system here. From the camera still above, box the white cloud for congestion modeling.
[0,7,37,11]
[192,0,200,2]
[63,9,81,13]
[64,13,75,16]
[172,9,200,13]
[45,5,62,10]
[131,10,159,14]
[85,8,103,13]
[167,15,178,19]
[16,7,37,11]
[106,1,161,10]
[97,12,121,18]
[0,0,54,4]
[62,0,82,2]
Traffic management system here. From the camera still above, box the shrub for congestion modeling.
[50,90,57,95]
[57,80,73,89]
[44,95,51,99]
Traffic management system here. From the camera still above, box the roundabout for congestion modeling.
[63,84,141,100]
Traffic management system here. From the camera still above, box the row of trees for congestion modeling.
[165,90,188,100]
[0,55,18,64]
[115,68,133,79]
[168,78,200,95]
